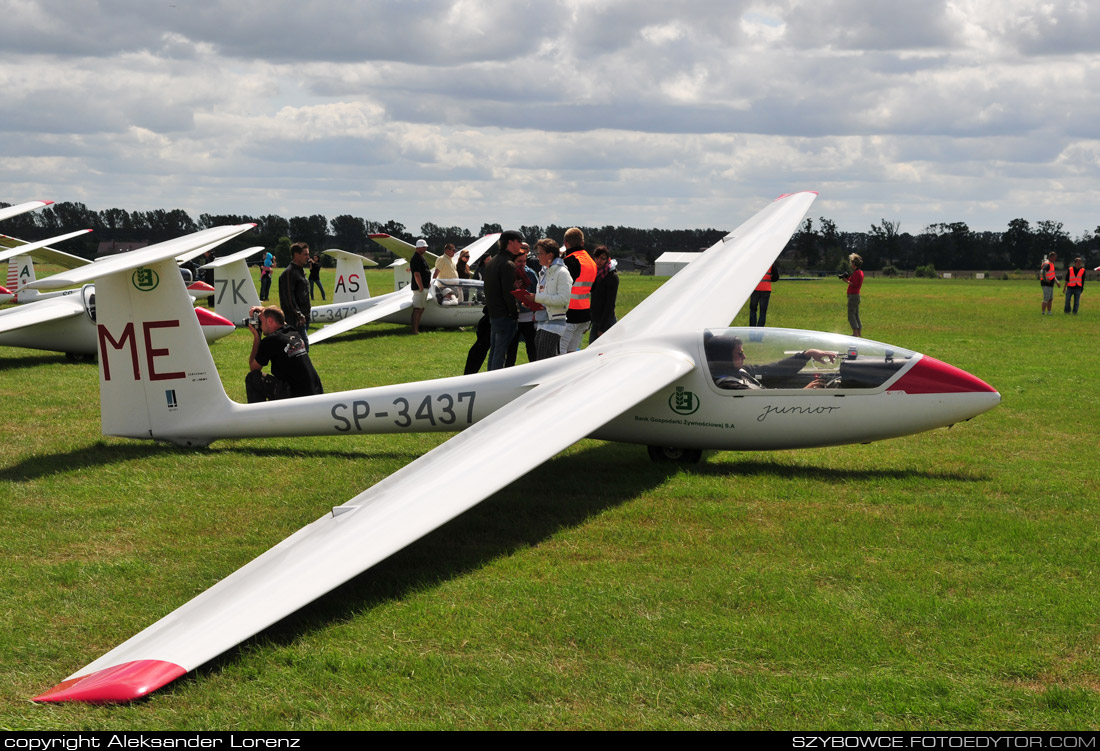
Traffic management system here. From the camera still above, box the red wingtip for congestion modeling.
[33,660,186,703]
[0,285,10,295]
[42,200,54,206]
[368,233,391,238]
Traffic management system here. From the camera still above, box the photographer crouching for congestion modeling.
[245,305,324,403]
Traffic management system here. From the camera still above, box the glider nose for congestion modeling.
[195,307,236,343]
[187,281,216,294]
[892,355,998,396]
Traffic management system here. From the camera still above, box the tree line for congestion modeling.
[3,201,1097,272]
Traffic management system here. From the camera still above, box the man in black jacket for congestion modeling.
[483,230,526,370]
[279,242,312,345]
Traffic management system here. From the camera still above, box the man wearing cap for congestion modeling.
[410,238,431,334]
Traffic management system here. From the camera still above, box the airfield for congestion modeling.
[1,270,1097,729]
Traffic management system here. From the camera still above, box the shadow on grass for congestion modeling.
[0,441,424,482]
[0,353,87,371]
[174,443,980,692]
[692,457,985,483]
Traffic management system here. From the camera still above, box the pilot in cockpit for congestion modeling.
[704,333,838,390]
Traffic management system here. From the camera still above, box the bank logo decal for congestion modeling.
[132,267,159,291]
[668,386,699,415]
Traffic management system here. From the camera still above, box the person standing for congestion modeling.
[749,265,777,327]
[483,230,526,370]
[278,242,312,345]
[1064,256,1085,314]
[589,245,619,343]
[308,254,326,301]
[840,253,863,337]
[509,243,538,365]
[434,243,459,284]
[259,250,274,301]
[527,238,571,360]
[409,239,431,334]
[1040,251,1060,315]
[561,227,596,354]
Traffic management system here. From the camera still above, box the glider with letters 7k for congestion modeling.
[33,192,999,702]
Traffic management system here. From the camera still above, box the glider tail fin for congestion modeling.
[97,258,234,446]
[211,258,261,326]
[326,250,371,303]
[9,254,37,302]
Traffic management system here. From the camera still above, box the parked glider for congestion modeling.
[1,230,93,303]
[307,233,501,343]
[0,225,253,359]
[32,193,1000,702]
[202,247,379,327]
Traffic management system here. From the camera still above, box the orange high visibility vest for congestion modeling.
[1067,267,1084,287]
[1043,262,1057,282]
[567,250,597,311]
[755,267,774,292]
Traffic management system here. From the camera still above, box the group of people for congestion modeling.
[1039,252,1088,315]
[463,227,619,373]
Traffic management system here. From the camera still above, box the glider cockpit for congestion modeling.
[701,328,914,393]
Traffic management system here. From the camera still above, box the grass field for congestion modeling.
[1,271,1097,730]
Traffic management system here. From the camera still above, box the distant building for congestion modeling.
[654,251,703,277]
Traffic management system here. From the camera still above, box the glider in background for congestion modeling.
[201,247,379,327]
[0,226,253,359]
[32,193,1000,702]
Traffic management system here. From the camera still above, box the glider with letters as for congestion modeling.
[31,193,1000,702]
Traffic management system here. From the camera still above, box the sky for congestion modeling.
[2,0,1099,238]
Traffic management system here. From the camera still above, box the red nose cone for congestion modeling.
[33,660,186,703]
[187,281,216,293]
[0,285,11,295]
[891,355,997,394]
[194,307,234,327]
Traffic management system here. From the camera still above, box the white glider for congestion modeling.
[0,225,254,358]
[33,193,1000,702]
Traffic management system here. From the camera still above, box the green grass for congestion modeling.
[1,272,1098,729]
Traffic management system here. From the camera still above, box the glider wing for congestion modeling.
[0,201,52,222]
[596,191,816,345]
[307,288,415,344]
[0,230,93,267]
[35,345,695,702]
[0,295,84,334]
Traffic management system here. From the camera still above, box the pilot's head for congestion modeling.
[704,333,745,365]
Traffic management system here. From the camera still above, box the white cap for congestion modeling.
[415,239,428,248]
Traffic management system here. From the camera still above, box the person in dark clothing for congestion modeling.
[588,245,619,343]
[483,230,526,370]
[308,254,326,300]
[704,333,835,390]
[409,239,431,334]
[278,242,312,345]
[245,306,323,403]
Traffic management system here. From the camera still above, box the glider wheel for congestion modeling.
[647,445,703,464]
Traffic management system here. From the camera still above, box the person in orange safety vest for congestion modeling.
[1040,251,1060,315]
[560,227,596,354]
[749,265,778,327]
[1064,256,1085,315]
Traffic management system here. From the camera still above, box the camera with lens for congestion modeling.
[837,271,850,280]
[243,311,261,329]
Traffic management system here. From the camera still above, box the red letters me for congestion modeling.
[98,320,185,381]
